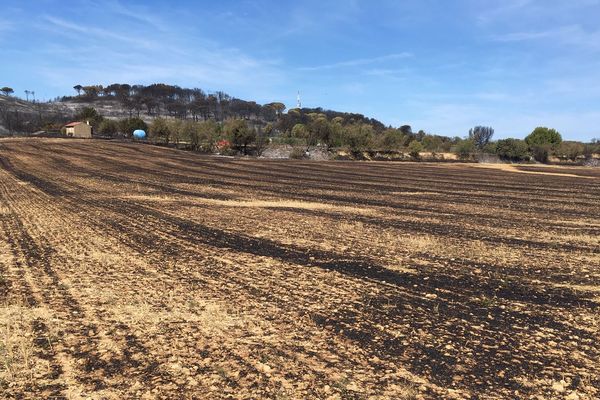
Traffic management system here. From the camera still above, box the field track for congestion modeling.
[0,138,599,399]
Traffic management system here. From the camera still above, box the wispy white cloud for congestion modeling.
[492,29,561,42]
[492,25,600,50]
[299,53,412,71]
[101,0,167,31]
[32,10,286,102]
[42,16,159,49]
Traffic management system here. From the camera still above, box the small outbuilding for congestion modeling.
[64,121,92,138]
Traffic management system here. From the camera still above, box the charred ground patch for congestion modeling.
[0,138,598,399]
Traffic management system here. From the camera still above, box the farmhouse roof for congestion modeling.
[64,121,84,127]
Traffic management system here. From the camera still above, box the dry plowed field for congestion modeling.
[0,138,599,400]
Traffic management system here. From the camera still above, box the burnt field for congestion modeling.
[0,138,599,400]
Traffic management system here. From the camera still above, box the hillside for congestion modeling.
[1,86,597,165]
[0,95,74,134]
[1,87,387,135]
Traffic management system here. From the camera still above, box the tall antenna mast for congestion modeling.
[296,90,302,109]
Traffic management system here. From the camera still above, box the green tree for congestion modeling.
[291,123,307,139]
[399,125,412,135]
[73,85,83,96]
[407,140,424,160]
[149,117,171,144]
[224,119,255,155]
[307,117,333,148]
[422,135,443,152]
[182,120,219,151]
[1,87,14,96]
[265,102,286,117]
[264,123,274,136]
[525,127,562,163]
[74,107,104,127]
[531,145,550,163]
[97,119,119,137]
[343,123,374,153]
[119,117,147,137]
[378,129,404,150]
[181,120,200,150]
[167,119,183,145]
[453,139,475,160]
[556,141,585,161]
[525,127,562,148]
[495,138,529,161]
[198,120,220,151]
[468,126,494,149]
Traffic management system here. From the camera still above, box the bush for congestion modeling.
[97,119,118,137]
[342,123,373,153]
[495,138,529,161]
[482,142,497,154]
[183,120,219,152]
[224,119,255,155]
[407,140,424,160]
[378,129,405,150]
[583,143,596,160]
[556,141,585,161]
[422,135,443,152]
[453,139,475,160]
[149,117,171,143]
[531,145,550,163]
[118,117,147,137]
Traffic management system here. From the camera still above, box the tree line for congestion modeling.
[84,102,599,163]
[2,82,598,163]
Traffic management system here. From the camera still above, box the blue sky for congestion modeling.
[1,0,599,140]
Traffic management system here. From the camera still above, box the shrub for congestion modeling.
[583,143,596,160]
[407,140,424,160]
[343,123,374,153]
[531,145,550,163]
[378,129,404,150]
[495,138,529,161]
[291,123,307,139]
[149,117,171,144]
[97,119,118,137]
[224,119,255,155]
[482,142,497,154]
[453,139,475,160]
[118,117,147,137]
[556,141,585,161]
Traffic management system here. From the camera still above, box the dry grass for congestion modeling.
[389,234,525,265]
[472,163,596,179]
[541,231,600,246]
[125,195,375,215]
[0,301,56,388]
[113,296,242,336]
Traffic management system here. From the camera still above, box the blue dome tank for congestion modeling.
[133,129,146,139]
